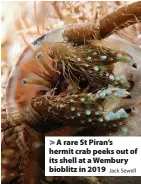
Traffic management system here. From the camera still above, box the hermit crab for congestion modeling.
[1,1,141,184]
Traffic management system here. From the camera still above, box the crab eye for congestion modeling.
[36,52,43,59]
[22,79,27,84]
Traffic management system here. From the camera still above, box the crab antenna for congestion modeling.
[22,15,32,35]
[34,1,41,35]
[14,18,32,50]
[42,1,46,34]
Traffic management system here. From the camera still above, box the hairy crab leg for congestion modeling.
[63,1,141,44]
[31,87,131,127]
[47,41,136,91]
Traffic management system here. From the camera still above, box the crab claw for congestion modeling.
[96,87,131,99]
[103,108,129,122]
